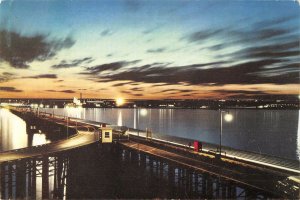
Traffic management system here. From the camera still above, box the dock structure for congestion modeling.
[0,107,299,199]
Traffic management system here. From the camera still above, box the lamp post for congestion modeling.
[219,110,233,156]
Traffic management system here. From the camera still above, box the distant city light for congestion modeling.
[224,113,233,122]
[116,98,125,106]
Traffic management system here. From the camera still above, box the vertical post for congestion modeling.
[42,156,49,199]
[194,173,198,194]
[159,160,164,179]
[8,163,12,199]
[16,161,26,198]
[168,164,175,195]
[137,109,139,137]
[1,164,5,199]
[219,110,223,155]
[31,159,36,199]
[149,156,153,176]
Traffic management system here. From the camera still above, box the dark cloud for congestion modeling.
[46,89,76,94]
[2,72,14,76]
[207,44,225,51]
[142,24,162,35]
[229,39,299,60]
[100,29,113,37]
[0,29,75,68]
[180,89,194,93]
[142,28,157,35]
[187,27,291,47]
[112,82,133,87]
[84,59,298,85]
[0,86,22,92]
[131,87,143,92]
[61,90,75,93]
[182,94,192,97]
[184,29,223,43]
[46,89,56,92]
[132,93,143,97]
[214,90,268,96]
[147,48,166,53]
[161,89,178,93]
[0,72,15,82]
[84,60,140,74]
[121,90,132,94]
[23,74,57,79]
[127,81,140,85]
[252,15,296,29]
[183,16,294,47]
[161,89,194,94]
[256,28,290,40]
[51,57,93,69]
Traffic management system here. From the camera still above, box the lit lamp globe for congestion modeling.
[224,113,233,122]
[140,109,148,116]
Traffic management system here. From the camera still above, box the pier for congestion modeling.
[0,107,299,199]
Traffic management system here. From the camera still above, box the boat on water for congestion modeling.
[64,97,83,108]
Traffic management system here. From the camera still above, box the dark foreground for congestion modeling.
[0,143,285,199]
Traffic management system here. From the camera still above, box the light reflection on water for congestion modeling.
[44,107,299,160]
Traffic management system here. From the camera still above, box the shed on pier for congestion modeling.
[100,126,113,143]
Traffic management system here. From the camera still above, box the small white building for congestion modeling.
[100,127,113,143]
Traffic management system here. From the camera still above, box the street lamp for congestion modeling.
[219,110,233,157]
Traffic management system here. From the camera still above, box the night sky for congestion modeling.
[0,0,299,99]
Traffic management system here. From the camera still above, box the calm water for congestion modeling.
[42,108,300,160]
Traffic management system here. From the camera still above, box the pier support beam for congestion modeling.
[31,159,36,199]
[7,163,13,199]
[42,156,49,199]
[16,161,26,198]
[0,164,5,199]
[168,164,175,195]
